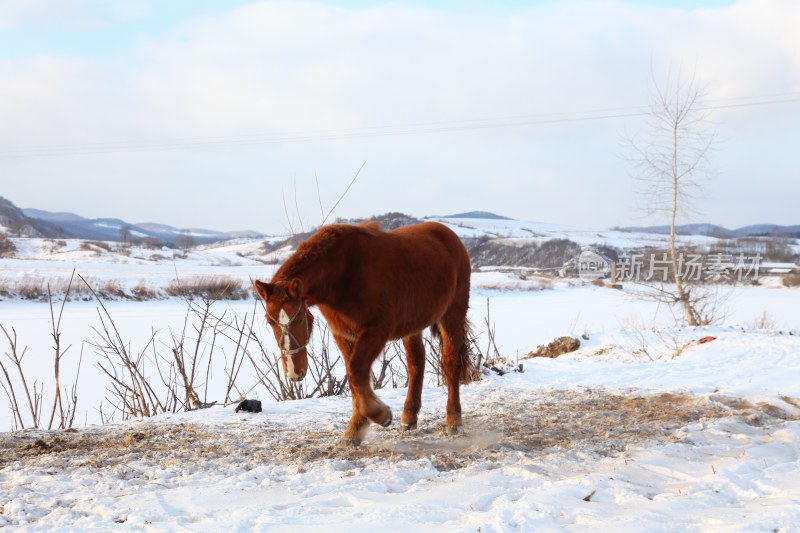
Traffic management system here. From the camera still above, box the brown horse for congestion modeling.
[254,221,473,445]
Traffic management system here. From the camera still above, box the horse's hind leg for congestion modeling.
[440,304,469,435]
[401,333,426,431]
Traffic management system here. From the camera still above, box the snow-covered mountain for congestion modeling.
[0,196,265,245]
[625,222,800,238]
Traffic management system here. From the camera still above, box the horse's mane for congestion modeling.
[275,221,382,280]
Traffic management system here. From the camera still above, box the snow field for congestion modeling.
[0,251,799,530]
[2,321,800,530]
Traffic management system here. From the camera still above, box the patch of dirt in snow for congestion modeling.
[1,389,797,473]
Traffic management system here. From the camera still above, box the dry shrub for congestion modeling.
[745,310,778,330]
[44,240,66,254]
[79,241,112,253]
[166,276,250,301]
[96,280,125,300]
[16,277,48,300]
[764,239,796,263]
[466,237,539,269]
[783,272,800,288]
[532,238,581,269]
[11,276,114,301]
[132,282,160,301]
[141,237,164,250]
[0,234,17,257]
[0,279,12,299]
[477,278,552,292]
[524,336,581,359]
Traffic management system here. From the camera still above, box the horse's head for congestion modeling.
[253,279,313,382]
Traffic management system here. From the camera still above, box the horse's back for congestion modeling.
[387,222,469,274]
[353,222,469,335]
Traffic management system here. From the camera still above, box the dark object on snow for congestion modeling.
[235,399,262,413]
[525,336,581,359]
[486,363,525,376]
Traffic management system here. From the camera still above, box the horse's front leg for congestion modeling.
[336,331,392,445]
[332,334,369,444]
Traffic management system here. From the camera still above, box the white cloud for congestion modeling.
[0,0,101,30]
[1,0,799,231]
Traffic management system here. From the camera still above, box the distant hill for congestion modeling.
[624,223,800,239]
[0,198,64,238]
[22,208,86,224]
[0,197,265,246]
[334,212,423,230]
[732,224,800,238]
[442,211,513,220]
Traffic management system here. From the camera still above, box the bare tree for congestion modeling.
[177,233,196,251]
[119,226,132,245]
[629,67,717,326]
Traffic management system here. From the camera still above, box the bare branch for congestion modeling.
[322,161,366,225]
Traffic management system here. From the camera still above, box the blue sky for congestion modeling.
[1,1,737,61]
[1,0,797,233]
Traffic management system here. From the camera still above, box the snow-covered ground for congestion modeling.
[2,325,799,531]
[1,223,799,530]
[431,216,722,250]
[1,280,799,530]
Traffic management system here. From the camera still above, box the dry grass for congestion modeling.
[0,234,17,257]
[0,275,255,301]
[165,275,250,301]
[131,282,160,301]
[524,336,581,359]
[16,276,94,301]
[783,272,800,288]
[745,310,779,330]
[78,241,112,254]
[476,275,553,292]
[3,389,795,472]
[3,276,125,301]
[43,240,67,254]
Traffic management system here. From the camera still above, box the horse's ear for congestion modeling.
[287,278,303,299]
[254,280,273,301]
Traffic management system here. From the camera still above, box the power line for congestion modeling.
[1,92,799,158]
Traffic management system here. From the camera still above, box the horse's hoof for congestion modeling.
[379,409,393,428]
[342,436,362,447]
[445,424,462,436]
[400,422,417,432]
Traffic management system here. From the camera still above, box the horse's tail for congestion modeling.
[460,320,481,383]
[430,320,481,384]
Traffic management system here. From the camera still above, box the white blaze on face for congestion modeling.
[279,309,298,379]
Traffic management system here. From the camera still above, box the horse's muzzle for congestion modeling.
[288,369,306,382]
